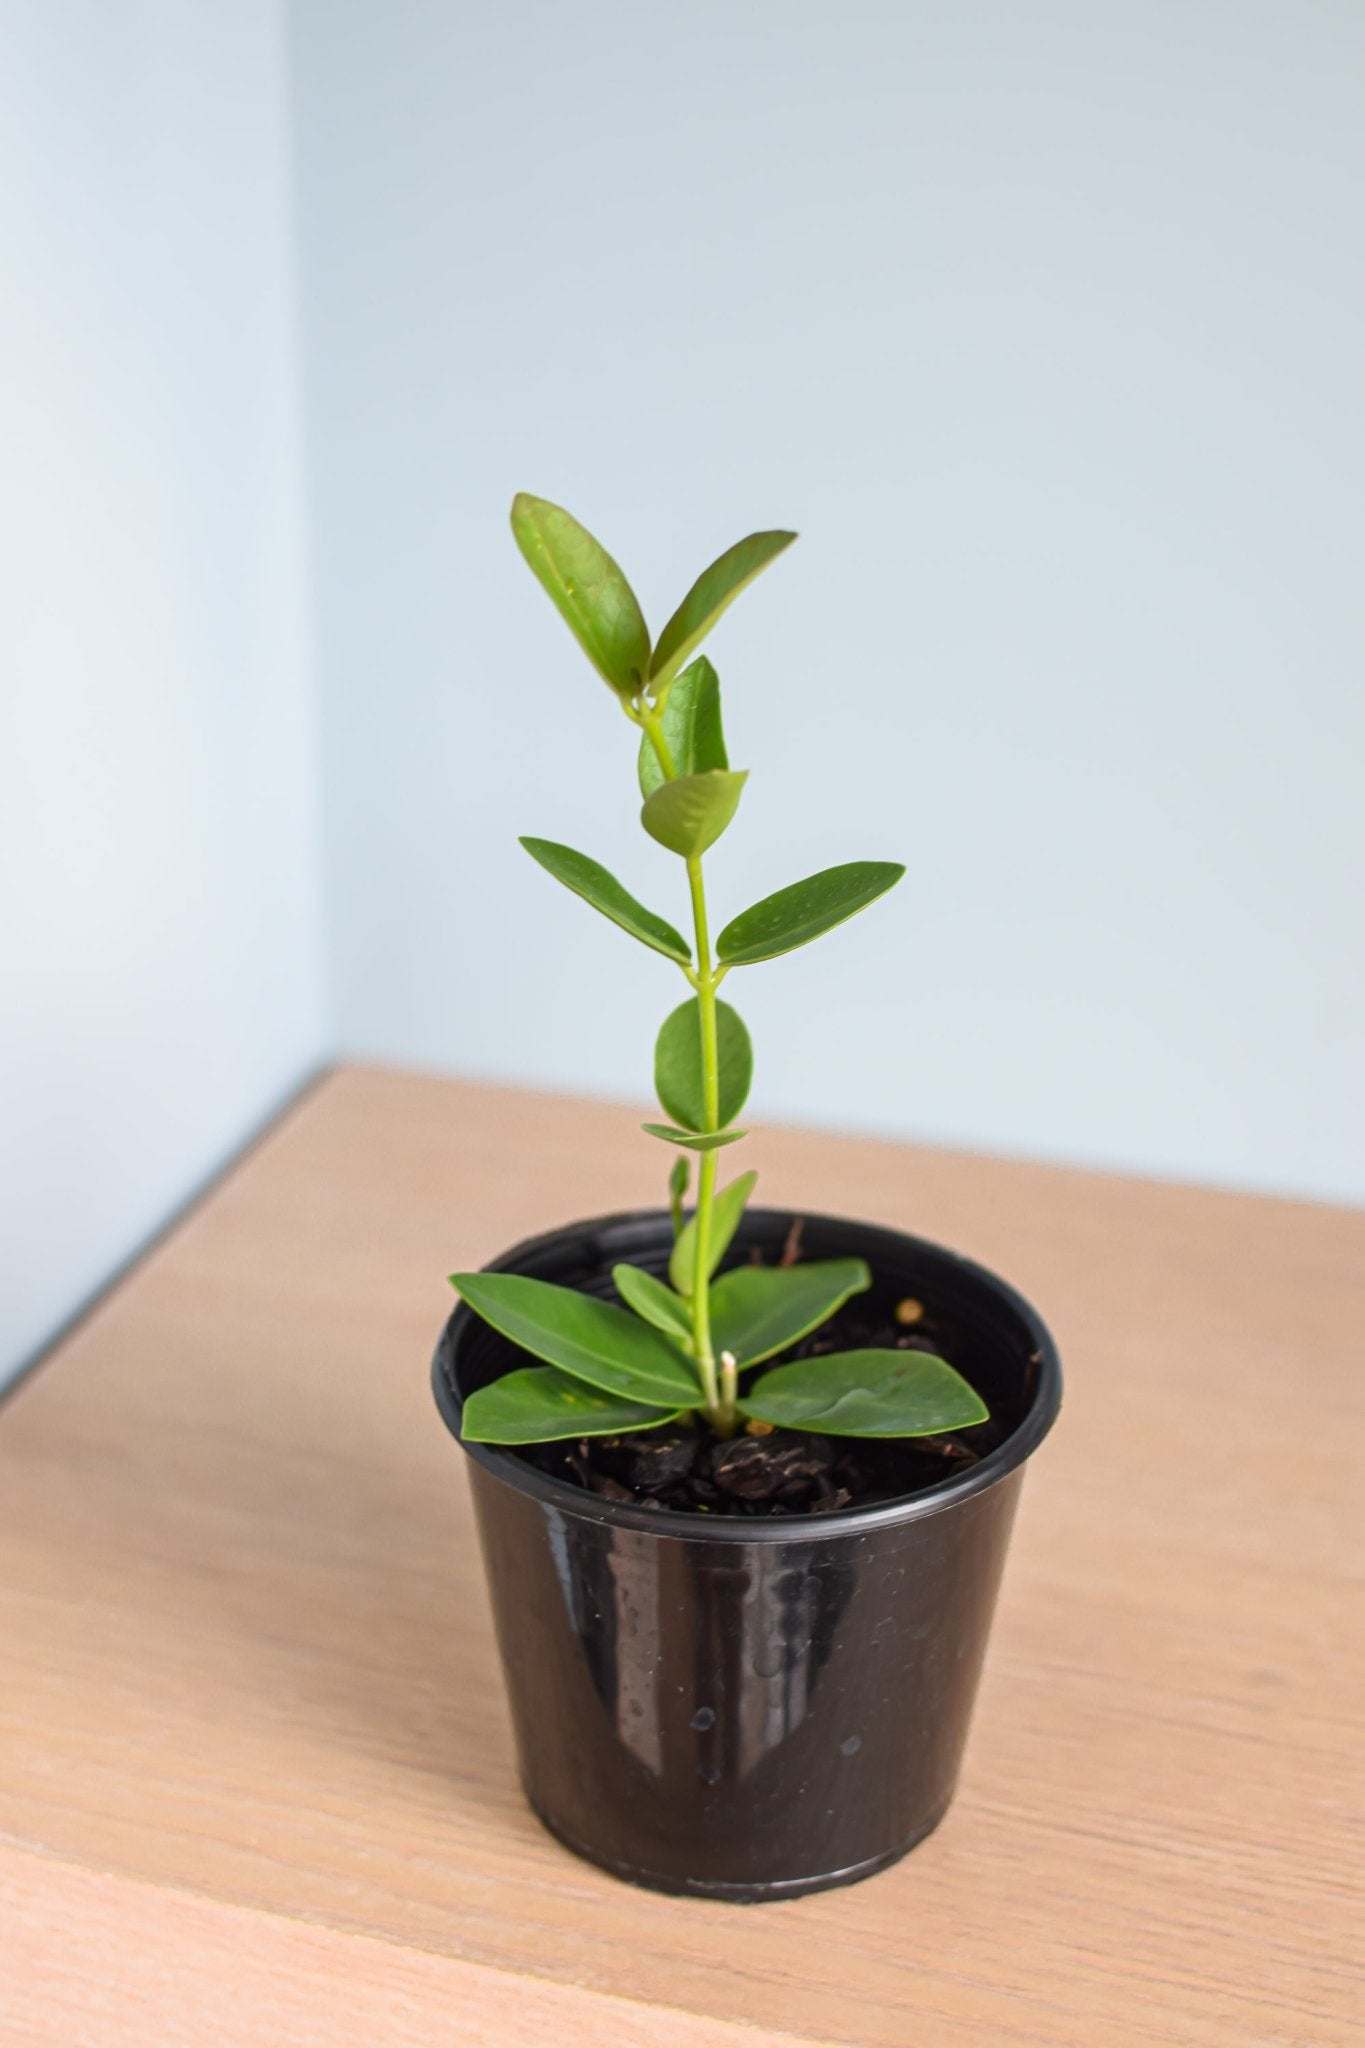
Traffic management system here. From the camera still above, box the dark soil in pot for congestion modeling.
[432,1206,1061,1901]
[486,1215,1031,1518]
[520,1289,1016,1515]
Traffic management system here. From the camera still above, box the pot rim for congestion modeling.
[432,1205,1062,1544]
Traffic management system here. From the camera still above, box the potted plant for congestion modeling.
[431,495,1061,1900]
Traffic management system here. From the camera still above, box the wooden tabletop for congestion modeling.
[2,1066,1360,2047]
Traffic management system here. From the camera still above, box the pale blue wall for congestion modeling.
[288,0,1365,1205]
[0,0,325,1383]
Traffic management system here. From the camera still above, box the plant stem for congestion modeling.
[687,852,739,1435]
[638,703,737,1436]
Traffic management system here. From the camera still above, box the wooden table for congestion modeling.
[2,1066,1360,2047]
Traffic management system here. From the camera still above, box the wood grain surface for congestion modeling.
[1,1065,1360,2047]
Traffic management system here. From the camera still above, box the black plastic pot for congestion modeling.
[431,1207,1061,1901]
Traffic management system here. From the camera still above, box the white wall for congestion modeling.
[0,0,325,1382]
[289,0,1365,1206]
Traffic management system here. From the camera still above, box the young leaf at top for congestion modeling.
[669,1168,758,1296]
[642,1123,747,1151]
[462,1366,684,1444]
[740,1349,988,1437]
[638,657,728,798]
[520,837,690,964]
[649,530,797,689]
[655,998,752,1131]
[450,1271,699,1407]
[709,1258,870,1368]
[613,1264,694,1343]
[642,769,747,858]
[717,862,905,968]
[511,493,650,697]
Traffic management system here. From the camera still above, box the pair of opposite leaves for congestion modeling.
[510,493,797,703]
[455,1255,988,1445]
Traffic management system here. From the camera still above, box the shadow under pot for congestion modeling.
[431,1206,1061,1902]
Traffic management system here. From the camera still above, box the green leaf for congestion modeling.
[717,862,905,967]
[741,1349,988,1437]
[669,1168,758,1295]
[638,657,728,798]
[709,1258,870,1368]
[462,1366,682,1444]
[520,837,690,964]
[654,998,751,1131]
[451,1271,699,1406]
[649,530,797,688]
[641,770,747,858]
[613,1263,693,1342]
[643,1123,748,1151]
[510,493,650,696]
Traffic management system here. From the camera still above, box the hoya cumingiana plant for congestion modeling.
[453,495,987,1451]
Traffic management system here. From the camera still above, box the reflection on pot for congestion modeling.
[471,1463,1021,1897]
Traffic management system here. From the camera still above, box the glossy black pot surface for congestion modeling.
[432,1207,1061,1901]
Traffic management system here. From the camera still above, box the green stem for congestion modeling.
[638,703,736,1435]
[687,853,738,1435]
